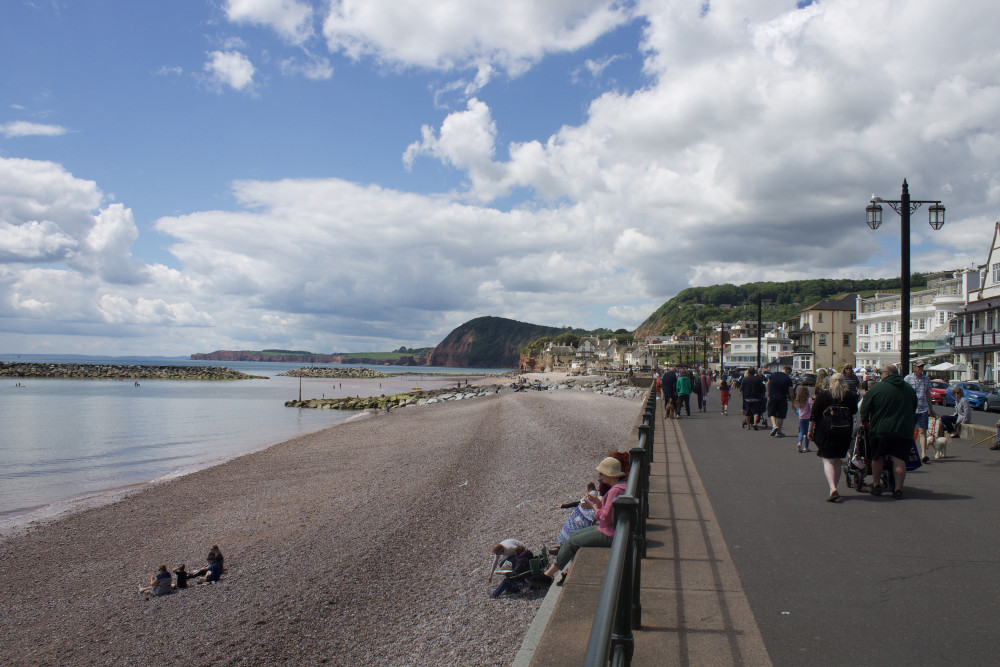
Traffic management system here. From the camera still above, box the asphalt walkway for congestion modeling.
[629,399,770,665]
[523,394,1000,666]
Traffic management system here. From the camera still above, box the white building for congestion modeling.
[854,270,976,371]
[723,328,793,369]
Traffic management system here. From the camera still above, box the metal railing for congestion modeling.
[583,385,656,666]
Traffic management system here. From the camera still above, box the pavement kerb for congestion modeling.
[511,572,566,666]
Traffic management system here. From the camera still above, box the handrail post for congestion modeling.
[637,423,651,464]
[610,496,638,665]
[630,446,647,555]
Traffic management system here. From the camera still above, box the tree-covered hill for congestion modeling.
[635,276,928,337]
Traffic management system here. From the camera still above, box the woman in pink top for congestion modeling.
[795,385,813,453]
[542,457,628,581]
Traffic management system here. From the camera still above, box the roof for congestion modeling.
[961,296,1000,314]
[802,294,858,312]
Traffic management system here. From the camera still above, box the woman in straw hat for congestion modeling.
[538,456,629,584]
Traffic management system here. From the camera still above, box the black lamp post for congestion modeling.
[865,179,945,374]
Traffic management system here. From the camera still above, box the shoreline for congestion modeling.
[0,410,374,539]
[1,371,615,536]
[0,387,641,665]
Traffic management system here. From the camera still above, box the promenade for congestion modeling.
[526,394,1000,666]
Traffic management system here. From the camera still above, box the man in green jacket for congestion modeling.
[676,371,692,417]
[859,364,918,498]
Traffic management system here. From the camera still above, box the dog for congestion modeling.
[664,397,678,419]
[927,417,948,459]
[928,435,948,460]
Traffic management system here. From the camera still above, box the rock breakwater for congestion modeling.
[285,376,643,410]
[277,366,388,379]
[0,362,266,380]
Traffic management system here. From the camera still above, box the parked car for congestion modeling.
[944,381,1000,411]
[928,379,949,405]
[799,373,817,387]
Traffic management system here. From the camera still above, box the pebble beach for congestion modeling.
[0,380,641,665]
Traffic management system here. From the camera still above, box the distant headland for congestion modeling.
[190,348,430,366]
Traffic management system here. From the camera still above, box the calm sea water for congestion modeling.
[0,355,511,529]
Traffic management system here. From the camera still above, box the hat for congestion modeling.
[912,360,925,368]
[596,457,627,478]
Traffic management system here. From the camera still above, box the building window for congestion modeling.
[819,333,827,346]
[818,313,824,323]
[993,262,1000,283]
[843,334,850,347]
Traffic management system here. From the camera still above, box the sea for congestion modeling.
[0,354,513,532]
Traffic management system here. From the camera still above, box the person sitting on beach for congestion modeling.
[537,457,628,585]
[139,564,173,596]
[172,564,189,589]
[554,482,599,549]
[487,538,525,584]
[190,546,224,583]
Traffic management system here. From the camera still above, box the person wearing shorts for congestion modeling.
[766,365,794,437]
[904,361,936,462]
[860,364,917,498]
[740,369,765,430]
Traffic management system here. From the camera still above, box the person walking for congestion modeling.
[740,368,766,430]
[766,364,795,437]
[809,373,857,502]
[700,371,711,412]
[661,367,677,405]
[676,370,692,417]
[794,384,813,453]
[719,376,731,415]
[691,370,704,412]
[859,364,917,498]
[903,361,937,463]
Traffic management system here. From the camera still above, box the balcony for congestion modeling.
[953,332,1000,350]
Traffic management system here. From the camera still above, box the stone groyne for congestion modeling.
[277,366,388,379]
[285,376,643,410]
[0,362,266,380]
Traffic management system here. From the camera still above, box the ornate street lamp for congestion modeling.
[865,179,945,374]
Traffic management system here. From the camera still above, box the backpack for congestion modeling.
[822,402,853,439]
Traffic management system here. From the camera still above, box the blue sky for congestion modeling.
[2,0,999,356]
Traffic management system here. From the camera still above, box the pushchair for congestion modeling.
[843,425,895,493]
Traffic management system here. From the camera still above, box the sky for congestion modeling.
[2,0,999,356]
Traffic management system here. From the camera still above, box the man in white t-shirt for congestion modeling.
[488,538,525,583]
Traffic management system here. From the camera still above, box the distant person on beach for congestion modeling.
[538,457,628,584]
[139,564,172,596]
[172,564,189,589]
[488,538,525,584]
[190,546,224,583]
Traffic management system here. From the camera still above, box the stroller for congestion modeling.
[843,425,895,493]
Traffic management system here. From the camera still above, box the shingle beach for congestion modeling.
[0,380,640,665]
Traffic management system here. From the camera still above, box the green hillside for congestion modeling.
[635,276,927,337]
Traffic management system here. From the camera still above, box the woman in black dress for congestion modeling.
[808,373,857,502]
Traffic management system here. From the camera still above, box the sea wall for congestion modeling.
[0,363,266,380]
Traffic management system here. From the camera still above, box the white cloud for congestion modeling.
[5,1,1000,356]
[225,0,315,45]
[279,53,333,80]
[0,121,68,138]
[322,0,634,75]
[204,50,256,91]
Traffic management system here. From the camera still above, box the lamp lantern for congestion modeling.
[866,201,883,230]
[928,203,946,230]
